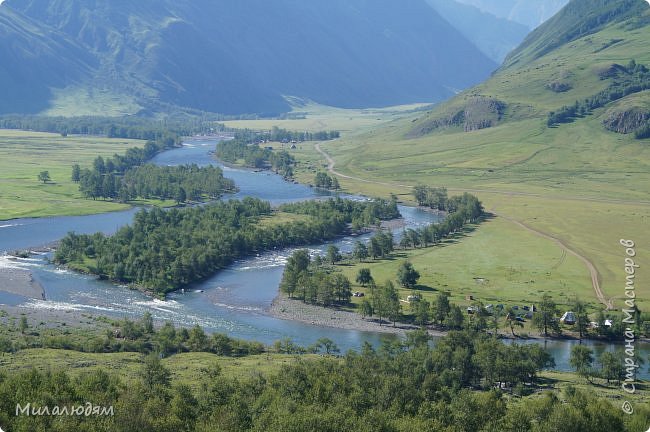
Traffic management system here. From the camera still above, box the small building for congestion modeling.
[560,311,576,325]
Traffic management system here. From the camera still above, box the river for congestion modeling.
[0,138,648,376]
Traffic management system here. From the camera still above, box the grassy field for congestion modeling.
[337,217,597,314]
[0,129,145,220]
[222,19,650,314]
[221,100,431,134]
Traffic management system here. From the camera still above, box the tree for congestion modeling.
[413,184,429,206]
[433,293,451,325]
[353,241,368,262]
[331,273,352,303]
[533,294,561,337]
[415,299,430,327]
[382,280,401,327]
[37,170,50,183]
[599,351,624,384]
[396,261,420,288]
[314,337,340,355]
[570,345,594,382]
[71,164,81,182]
[143,353,171,392]
[506,307,523,337]
[360,299,373,319]
[175,187,187,204]
[19,316,28,334]
[445,305,464,330]
[326,245,341,265]
[356,268,373,287]
[573,299,589,340]
[141,312,154,334]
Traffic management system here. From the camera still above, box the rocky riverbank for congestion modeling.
[270,294,442,336]
[0,255,45,300]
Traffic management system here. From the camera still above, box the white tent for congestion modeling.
[560,311,576,325]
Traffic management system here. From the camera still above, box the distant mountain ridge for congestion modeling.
[0,0,499,116]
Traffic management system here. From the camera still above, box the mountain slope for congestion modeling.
[0,5,95,114]
[426,0,529,63]
[1,0,498,116]
[452,0,570,29]
[502,0,649,69]
[304,0,650,311]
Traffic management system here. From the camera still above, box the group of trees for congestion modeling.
[72,133,196,201]
[76,163,235,203]
[280,249,353,306]
[215,128,339,178]
[215,131,296,177]
[3,310,649,431]
[280,196,400,234]
[6,327,641,432]
[569,343,646,386]
[266,125,339,142]
[54,198,400,294]
[547,59,650,136]
[0,115,201,139]
[313,171,340,190]
[413,186,484,220]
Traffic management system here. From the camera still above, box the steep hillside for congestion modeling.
[503,0,648,69]
[304,0,650,310]
[0,6,95,114]
[0,0,498,116]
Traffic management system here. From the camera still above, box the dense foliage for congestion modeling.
[279,196,400,233]
[215,128,338,177]
[54,198,400,294]
[0,115,199,139]
[547,60,650,136]
[120,164,235,202]
[314,172,340,190]
[2,326,645,432]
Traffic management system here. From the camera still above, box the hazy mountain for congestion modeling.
[426,0,529,62]
[453,0,570,29]
[0,0,498,116]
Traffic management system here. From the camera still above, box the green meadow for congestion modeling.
[0,129,145,220]
[227,18,650,313]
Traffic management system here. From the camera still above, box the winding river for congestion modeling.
[0,139,648,377]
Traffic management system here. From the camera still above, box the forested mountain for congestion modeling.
[0,0,498,116]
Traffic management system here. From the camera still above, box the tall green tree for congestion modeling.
[570,345,594,382]
[382,280,401,327]
[396,261,420,288]
[533,294,561,337]
[573,299,589,340]
[353,241,368,262]
[433,293,451,325]
[356,268,373,287]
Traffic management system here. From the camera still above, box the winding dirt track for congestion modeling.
[314,143,614,310]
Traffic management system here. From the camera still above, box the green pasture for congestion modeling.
[0,129,146,220]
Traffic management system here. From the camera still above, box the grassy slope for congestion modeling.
[270,7,650,312]
[0,129,150,220]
